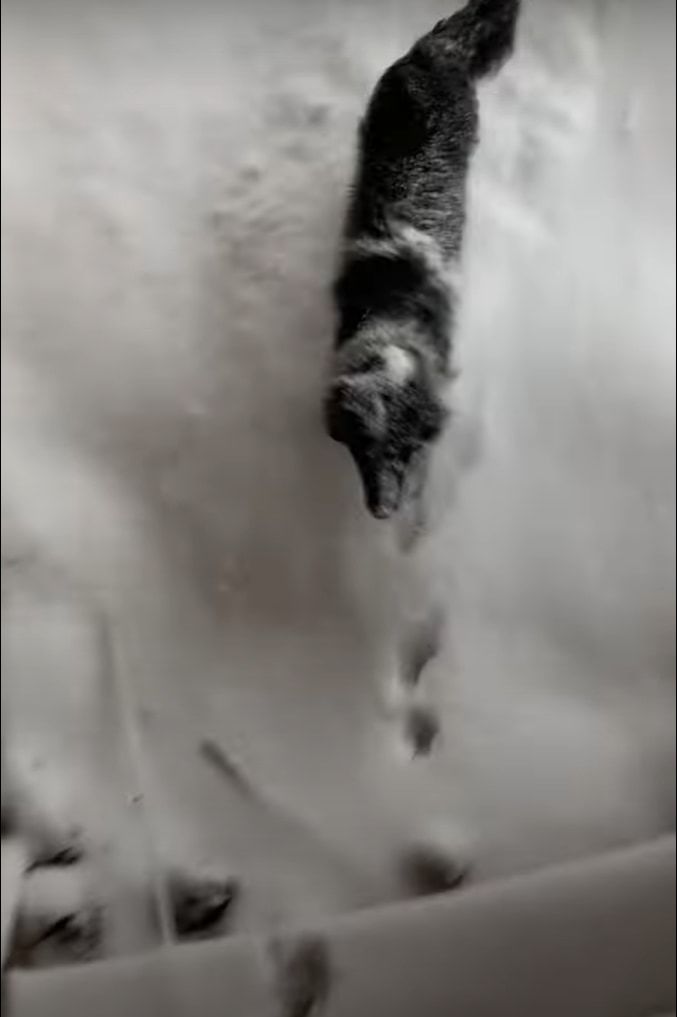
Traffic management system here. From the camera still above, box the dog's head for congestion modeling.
[325,344,447,519]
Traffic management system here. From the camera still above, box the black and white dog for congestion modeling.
[325,0,521,520]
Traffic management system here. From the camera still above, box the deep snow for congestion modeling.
[2,0,675,952]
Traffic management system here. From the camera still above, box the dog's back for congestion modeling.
[346,48,476,261]
[345,0,520,259]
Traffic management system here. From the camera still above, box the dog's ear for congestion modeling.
[324,376,386,445]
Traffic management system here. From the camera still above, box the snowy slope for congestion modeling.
[2,0,675,950]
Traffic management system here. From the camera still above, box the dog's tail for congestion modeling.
[421,0,521,80]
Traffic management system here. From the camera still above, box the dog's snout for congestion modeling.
[361,464,404,520]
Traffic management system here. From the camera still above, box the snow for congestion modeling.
[1,0,675,953]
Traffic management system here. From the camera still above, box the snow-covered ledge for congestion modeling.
[7,836,675,1017]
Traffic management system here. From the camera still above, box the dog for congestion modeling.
[325,0,521,520]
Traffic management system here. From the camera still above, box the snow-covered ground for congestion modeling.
[2,0,675,955]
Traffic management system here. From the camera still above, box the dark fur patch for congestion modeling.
[334,249,452,360]
[429,0,520,80]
